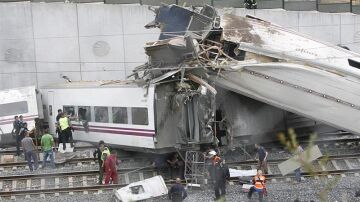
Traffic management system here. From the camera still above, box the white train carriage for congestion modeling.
[40,80,214,152]
[0,86,41,145]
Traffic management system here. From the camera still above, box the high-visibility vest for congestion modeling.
[59,117,69,131]
[101,148,110,161]
[212,156,221,165]
[253,175,266,189]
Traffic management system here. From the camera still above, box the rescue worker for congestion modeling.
[166,153,184,179]
[214,159,230,201]
[104,150,119,184]
[41,127,55,169]
[247,169,266,202]
[21,131,38,171]
[168,178,187,202]
[255,144,268,174]
[93,140,105,184]
[59,112,73,150]
[16,122,28,156]
[207,150,221,184]
[294,144,304,183]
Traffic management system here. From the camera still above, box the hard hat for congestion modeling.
[209,150,217,156]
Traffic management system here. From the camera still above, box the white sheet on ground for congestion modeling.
[230,168,257,177]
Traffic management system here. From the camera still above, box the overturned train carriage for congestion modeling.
[40,80,215,153]
[137,4,360,146]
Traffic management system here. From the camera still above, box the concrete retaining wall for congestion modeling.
[1,3,360,90]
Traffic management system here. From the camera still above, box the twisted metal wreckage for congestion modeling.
[130,4,360,147]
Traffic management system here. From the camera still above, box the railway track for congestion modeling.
[0,153,359,199]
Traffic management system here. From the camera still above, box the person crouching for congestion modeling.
[247,169,266,202]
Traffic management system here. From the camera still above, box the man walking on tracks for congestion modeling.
[93,140,105,184]
[255,144,268,174]
[21,131,38,171]
[168,178,187,202]
[41,127,55,169]
[104,150,119,184]
[247,169,266,202]
[214,159,230,201]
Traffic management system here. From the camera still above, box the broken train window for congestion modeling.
[95,106,109,123]
[63,106,75,117]
[131,107,148,125]
[78,106,91,121]
[112,107,128,124]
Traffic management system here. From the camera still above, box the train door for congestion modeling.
[47,91,56,136]
[185,96,200,143]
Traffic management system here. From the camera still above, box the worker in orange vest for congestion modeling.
[247,169,266,201]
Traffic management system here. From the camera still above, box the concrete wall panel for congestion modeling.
[0,2,33,39]
[2,3,360,91]
[121,5,159,72]
[31,3,78,38]
[77,4,123,36]
[254,9,299,31]
[0,72,37,89]
[298,12,341,44]
[35,38,80,62]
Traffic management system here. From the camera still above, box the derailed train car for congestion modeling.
[40,80,214,153]
[0,86,42,146]
[135,4,360,147]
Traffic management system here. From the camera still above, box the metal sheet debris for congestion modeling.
[134,3,360,137]
[278,145,323,176]
[114,175,168,202]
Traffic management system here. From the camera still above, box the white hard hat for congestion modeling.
[209,150,217,156]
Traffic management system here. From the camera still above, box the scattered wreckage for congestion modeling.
[3,4,360,153]
[133,4,360,145]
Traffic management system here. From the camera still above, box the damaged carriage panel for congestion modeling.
[145,5,194,40]
[145,36,197,66]
[220,14,360,80]
[154,81,214,150]
[146,4,217,41]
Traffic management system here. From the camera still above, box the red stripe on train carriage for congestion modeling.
[73,126,154,137]
[72,124,155,133]
[0,114,38,122]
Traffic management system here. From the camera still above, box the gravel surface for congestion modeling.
[5,176,360,202]
[335,160,349,170]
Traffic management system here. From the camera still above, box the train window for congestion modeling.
[78,106,91,122]
[112,107,128,124]
[95,107,109,123]
[0,101,28,117]
[131,107,148,125]
[63,106,75,117]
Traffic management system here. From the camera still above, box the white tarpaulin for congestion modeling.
[230,168,257,178]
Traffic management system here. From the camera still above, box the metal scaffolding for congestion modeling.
[184,151,206,188]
